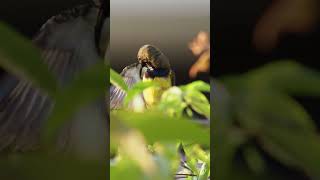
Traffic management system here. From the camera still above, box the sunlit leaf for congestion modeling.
[180,80,210,92]
[111,111,210,146]
[184,90,210,118]
[110,68,128,92]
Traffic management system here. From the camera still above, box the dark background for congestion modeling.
[0,0,89,37]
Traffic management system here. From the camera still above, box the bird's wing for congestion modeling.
[110,63,145,110]
[0,3,103,152]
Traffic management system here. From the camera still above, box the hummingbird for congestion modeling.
[0,0,109,158]
[110,44,175,111]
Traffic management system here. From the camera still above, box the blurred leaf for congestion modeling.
[111,111,210,146]
[261,125,320,178]
[212,109,248,180]
[44,62,108,142]
[110,68,128,92]
[216,60,320,179]
[111,160,144,180]
[0,153,106,180]
[245,60,320,96]
[213,129,245,180]
[236,91,316,135]
[243,146,266,174]
[0,22,57,95]
[180,80,210,92]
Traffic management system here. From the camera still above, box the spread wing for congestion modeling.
[110,63,145,110]
[0,4,102,152]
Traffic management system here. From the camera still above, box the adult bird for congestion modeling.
[110,44,175,111]
[0,0,109,159]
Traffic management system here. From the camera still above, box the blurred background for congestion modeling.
[213,0,320,179]
[0,0,88,37]
[110,0,210,85]
[213,0,320,128]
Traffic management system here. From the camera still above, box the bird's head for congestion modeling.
[137,45,171,79]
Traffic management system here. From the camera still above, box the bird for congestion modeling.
[110,44,175,111]
[0,0,109,158]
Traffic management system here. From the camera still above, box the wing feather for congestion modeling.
[110,63,145,110]
[0,4,101,151]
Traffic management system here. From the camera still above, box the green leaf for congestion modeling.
[236,91,316,135]
[212,128,246,180]
[245,60,320,97]
[0,22,57,96]
[180,80,210,92]
[111,111,210,146]
[218,60,320,179]
[110,68,128,92]
[184,90,210,118]
[212,111,248,180]
[243,146,266,174]
[158,87,186,117]
[0,153,106,180]
[261,125,320,179]
[111,160,143,180]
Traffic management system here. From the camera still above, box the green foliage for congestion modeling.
[0,22,107,179]
[0,153,106,180]
[0,21,210,180]
[110,71,210,179]
[214,60,320,179]
[158,81,210,119]
[110,68,128,92]
[112,110,209,145]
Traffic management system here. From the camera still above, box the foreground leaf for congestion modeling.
[0,22,57,95]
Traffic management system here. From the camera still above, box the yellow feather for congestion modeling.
[142,75,172,108]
